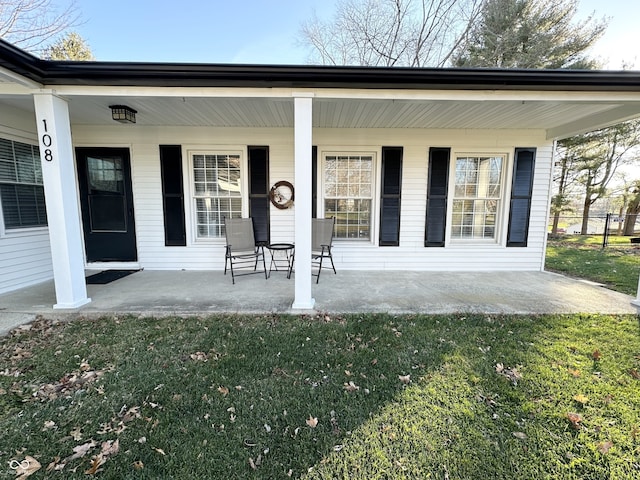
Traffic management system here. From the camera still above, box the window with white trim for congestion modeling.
[191,152,242,238]
[323,154,373,240]
[0,137,47,229]
[451,155,504,240]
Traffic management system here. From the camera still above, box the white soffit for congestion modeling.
[0,93,637,133]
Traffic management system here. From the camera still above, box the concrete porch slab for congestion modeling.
[0,270,636,336]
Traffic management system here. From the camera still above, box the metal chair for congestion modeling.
[224,217,267,284]
[312,217,336,283]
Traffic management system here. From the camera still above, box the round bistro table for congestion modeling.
[266,243,294,278]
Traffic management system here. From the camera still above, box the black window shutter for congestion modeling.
[379,147,403,246]
[159,145,186,246]
[312,146,317,219]
[425,148,450,247]
[507,148,536,247]
[248,146,270,245]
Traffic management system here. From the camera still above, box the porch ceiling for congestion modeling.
[0,93,636,138]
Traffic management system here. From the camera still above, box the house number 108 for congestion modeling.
[41,119,53,162]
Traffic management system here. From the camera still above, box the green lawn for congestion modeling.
[546,235,640,296]
[2,313,640,479]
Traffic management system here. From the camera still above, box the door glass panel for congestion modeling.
[87,155,127,232]
[88,156,124,193]
[89,196,127,231]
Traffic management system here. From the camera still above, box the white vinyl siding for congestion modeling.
[0,124,54,295]
[0,228,53,294]
[71,125,552,273]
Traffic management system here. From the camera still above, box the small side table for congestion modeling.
[266,243,294,278]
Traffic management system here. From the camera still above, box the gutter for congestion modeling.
[2,39,640,91]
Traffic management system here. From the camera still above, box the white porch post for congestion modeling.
[633,275,640,313]
[33,92,90,309]
[292,94,315,310]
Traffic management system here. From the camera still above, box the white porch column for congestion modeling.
[632,275,640,313]
[292,94,315,310]
[33,92,90,309]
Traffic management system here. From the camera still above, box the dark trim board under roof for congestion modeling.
[2,38,640,91]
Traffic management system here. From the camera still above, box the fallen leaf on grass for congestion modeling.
[399,374,411,384]
[11,455,41,479]
[573,394,589,405]
[119,405,141,422]
[306,416,318,428]
[567,368,581,378]
[153,447,166,456]
[133,460,144,470]
[512,432,527,440]
[34,367,110,402]
[344,381,360,392]
[592,349,602,361]
[189,352,209,362]
[101,439,119,457]
[68,440,97,461]
[495,363,522,385]
[45,457,61,472]
[248,454,263,470]
[84,456,105,475]
[70,427,83,441]
[217,386,229,396]
[42,420,56,431]
[597,440,613,454]
[566,412,582,430]
[629,369,640,380]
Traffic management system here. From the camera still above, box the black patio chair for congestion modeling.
[312,217,337,283]
[224,217,267,284]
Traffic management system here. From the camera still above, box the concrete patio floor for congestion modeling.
[0,269,637,335]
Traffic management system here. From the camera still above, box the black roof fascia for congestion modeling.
[0,39,47,82]
[2,38,640,91]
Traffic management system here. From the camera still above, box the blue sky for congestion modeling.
[64,0,639,67]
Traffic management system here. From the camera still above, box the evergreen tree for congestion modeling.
[454,0,607,69]
[43,31,93,60]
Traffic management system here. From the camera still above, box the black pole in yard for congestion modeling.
[602,213,611,249]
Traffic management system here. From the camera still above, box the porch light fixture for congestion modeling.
[109,105,137,124]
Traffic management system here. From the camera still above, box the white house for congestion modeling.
[1,38,640,310]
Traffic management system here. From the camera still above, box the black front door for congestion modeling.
[76,147,137,262]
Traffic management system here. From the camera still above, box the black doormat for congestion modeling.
[86,270,138,285]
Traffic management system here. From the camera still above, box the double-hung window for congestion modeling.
[451,155,504,241]
[192,152,242,238]
[0,137,47,229]
[324,154,373,240]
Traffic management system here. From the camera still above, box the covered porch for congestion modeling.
[0,270,636,335]
[3,40,640,313]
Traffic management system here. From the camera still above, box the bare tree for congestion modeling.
[559,121,640,235]
[550,142,581,234]
[619,179,640,236]
[0,0,80,55]
[299,0,484,67]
